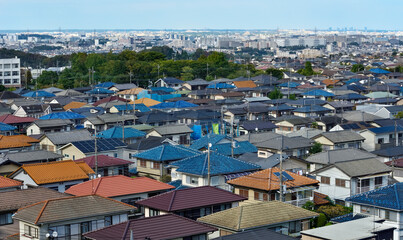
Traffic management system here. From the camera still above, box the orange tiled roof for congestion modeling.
[0,135,39,149]
[63,101,87,111]
[11,160,94,185]
[322,79,340,86]
[76,161,96,175]
[0,176,22,189]
[66,175,174,197]
[233,80,257,89]
[227,168,319,191]
[132,98,161,107]
[314,191,330,205]
[118,88,144,95]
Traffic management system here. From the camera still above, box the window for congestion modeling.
[254,191,260,200]
[321,176,330,184]
[149,208,160,217]
[24,225,38,238]
[139,160,146,167]
[239,189,249,198]
[186,176,198,185]
[336,178,346,187]
[375,176,383,186]
[12,71,18,76]
[4,64,10,69]
[104,216,112,226]
[4,71,10,76]
[80,221,92,234]
[378,138,384,144]
[13,63,19,68]
[13,79,19,83]
[129,153,132,159]
[151,162,160,169]
[0,213,12,225]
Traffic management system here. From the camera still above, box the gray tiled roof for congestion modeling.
[5,150,63,163]
[33,119,73,128]
[314,130,365,144]
[152,124,193,135]
[333,158,391,177]
[43,129,94,145]
[306,148,378,165]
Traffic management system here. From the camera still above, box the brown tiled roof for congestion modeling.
[198,201,319,231]
[233,80,257,88]
[117,88,144,95]
[93,96,129,106]
[74,155,132,168]
[66,175,174,197]
[13,195,135,225]
[314,192,329,205]
[0,187,68,212]
[227,168,319,191]
[0,135,39,149]
[0,114,37,124]
[63,101,87,110]
[84,214,216,240]
[136,186,247,212]
[9,160,94,185]
[132,98,161,107]
[0,176,22,189]
[322,79,340,86]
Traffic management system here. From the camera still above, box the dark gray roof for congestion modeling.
[5,150,63,163]
[237,152,288,169]
[185,78,209,85]
[236,132,281,144]
[33,119,73,128]
[213,228,296,240]
[43,129,94,145]
[13,195,135,225]
[314,130,365,144]
[255,136,313,150]
[152,124,193,135]
[127,137,168,151]
[112,83,137,90]
[306,148,378,165]
[314,158,391,177]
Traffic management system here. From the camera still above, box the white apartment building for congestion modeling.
[0,57,21,87]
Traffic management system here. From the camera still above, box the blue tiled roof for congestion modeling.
[40,112,86,120]
[71,138,126,153]
[150,87,175,93]
[279,82,300,88]
[134,144,200,162]
[267,104,295,111]
[346,183,403,211]
[167,180,189,190]
[370,68,390,74]
[86,88,114,94]
[151,100,198,109]
[207,83,235,89]
[22,90,55,98]
[347,85,366,92]
[293,105,332,113]
[335,93,367,100]
[171,152,261,176]
[368,125,403,134]
[97,126,146,139]
[113,105,134,111]
[190,134,226,150]
[330,213,368,223]
[302,89,335,97]
[135,103,151,112]
[0,122,16,131]
[210,141,257,156]
[95,82,115,88]
[345,78,361,85]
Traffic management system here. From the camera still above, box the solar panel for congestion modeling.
[274,171,294,181]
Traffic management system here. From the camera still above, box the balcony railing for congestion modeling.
[356,186,370,194]
[285,197,311,207]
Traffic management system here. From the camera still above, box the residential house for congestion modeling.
[109,83,138,92]
[238,120,277,135]
[66,175,174,207]
[97,126,145,144]
[59,138,126,160]
[0,135,40,153]
[311,158,391,204]
[133,97,161,107]
[0,114,36,134]
[359,126,403,152]
[0,122,16,136]
[13,104,62,118]
[116,87,144,101]
[5,150,63,165]
[275,117,313,134]
[134,144,200,180]
[198,201,318,238]
[322,101,355,114]
[0,175,22,192]
[8,160,95,192]
[228,168,319,207]
[62,101,87,111]
[374,105,403,119]
[74,155,132,177]
[0,157,21,175]
[0,188,67,239]
[312,130,365,150]
[170,152,261,191]
[372,146,403,162]
[183,78,210,91]
[26,119,73,136]
[83,214,216,240]
[13,195,135,240]
[175,109,221,125]
[84,114,136,132]
[253,135,313,158]
[293,105,332,118]
[136,186,246,219]
[345,182,403,240]
[268,104,296,118]
[301,217,395,240]
[329,121,372,132]
[385,158,403,180]
[146,124,193,145]
[39,129,93,152]
[155,77,184,90]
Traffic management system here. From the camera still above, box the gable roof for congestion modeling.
[32,119,73,128]
[66,175,174,197]
[0,114,37,124]
[212,227,296,240]
[313,130,365,143]
[136,186,246,212]
[117,87,145,95]
[5,150,62,164]
[255,135,313,150]
[367,125,403,134]
[0,187,68,212]
[134,144,199,162]
[228,168,319,191]
[39,111,85,120]
[133,97,161,107]
[74,155,132,168]
[151,124,193,135]
[66,138,126,153]
[0,134,39,149]
[198,201,318,231]
[13,195,135,225]
[170,152,261,176]
[84,214,216,240]
[302,89,335,97]
[233,80,257,89]
[98,126,145,139]
[0,176,22,189]
[42,129,93,145]
[63,101,87,110]
[346,182,403,211]
[9,160,94,184]
[306,148,377,165]
[93,96,129,107]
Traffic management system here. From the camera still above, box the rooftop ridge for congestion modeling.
[34,200,49,224]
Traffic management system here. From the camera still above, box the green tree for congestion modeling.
[351,64,364,73]
[288,94,296,100]
[268,88,283,99]
[36,71,58,88]
[265,68,284,79]
[58,68,76,89]
[395,111,403,119]
[316,213,328,227]
[317,205,352,219]
[180,66,194,81]
[309,142,322,154]
[298,61,315,76]
[0,85,5,92]
[207,52,227,65]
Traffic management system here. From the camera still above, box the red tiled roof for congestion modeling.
[136,186,247,212]
[93,96,129,106]
[314,191,330,205]
[74,155,132,168]
[83,214,217,240]
[227,168,319,191]
[65,175,174,197]
[0,114,37,124]
[385,158,403,168]
[0,176,22,189]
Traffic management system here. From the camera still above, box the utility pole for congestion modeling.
[92,66,95,86]
[231,118,234,158]
[206,63,209,77]
[94,128,98,176]
[157,64,160,79]
[207,143,211,186]
[88,68,91,86]
[129,71,133,84]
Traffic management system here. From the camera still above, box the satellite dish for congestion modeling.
[52,232,58,238]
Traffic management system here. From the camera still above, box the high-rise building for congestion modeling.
[0,57,21,87]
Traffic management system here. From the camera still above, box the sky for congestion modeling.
[0,0,402,30]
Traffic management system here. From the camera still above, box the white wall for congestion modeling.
[315,167,351,201]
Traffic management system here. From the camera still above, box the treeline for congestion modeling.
[0,48,70,68]
[36,47,263,89]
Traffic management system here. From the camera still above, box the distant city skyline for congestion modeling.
[0,0,402,31]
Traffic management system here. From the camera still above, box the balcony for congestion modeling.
[356,186,370,194]
[285,197,312,207]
